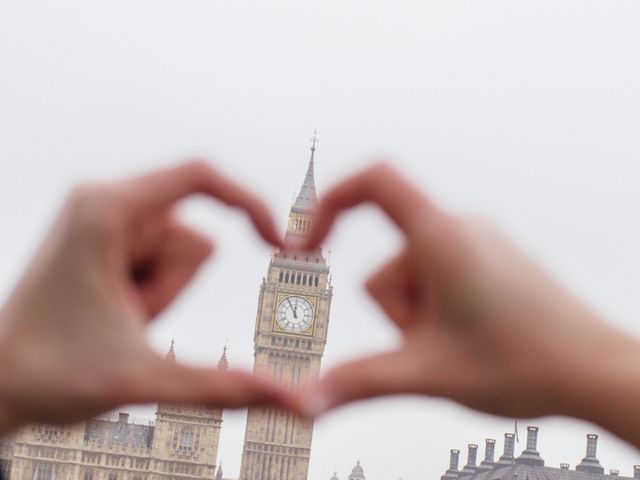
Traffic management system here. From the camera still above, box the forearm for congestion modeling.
[0,305,29,439]
[0,321,18,438]
[555,326,640,448]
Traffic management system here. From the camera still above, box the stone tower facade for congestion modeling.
[147,341,226,479]
[238,136,333,480]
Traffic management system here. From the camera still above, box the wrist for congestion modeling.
[554,322,640,445]
[0,314,19,438]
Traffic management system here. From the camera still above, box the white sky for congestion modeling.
[1,1,640,479]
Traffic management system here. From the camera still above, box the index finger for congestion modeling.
[117,160,283,247]
[305,163,435,249]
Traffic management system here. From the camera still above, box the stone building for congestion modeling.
[0,342,226,480]
[238,133,333,480]
[441,426,640,480]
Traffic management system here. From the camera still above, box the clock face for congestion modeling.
[276,296,314,333]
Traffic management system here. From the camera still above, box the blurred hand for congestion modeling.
[0,161,299,434]
[301,164,637,423]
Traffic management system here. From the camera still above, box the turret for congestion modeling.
[217,345,229,371]
[348,460,366,480]
[166,338,176,362]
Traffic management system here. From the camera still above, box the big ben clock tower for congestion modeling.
[239,134,332,480]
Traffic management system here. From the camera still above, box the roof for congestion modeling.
[444,428,633,480]
[464,463,633,480]
[84,416,154,449]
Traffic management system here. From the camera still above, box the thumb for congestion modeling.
[300,349,419,417]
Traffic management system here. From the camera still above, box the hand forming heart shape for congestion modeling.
[0,161,300,436]
[299,164,637,449]
[0,160,636,449]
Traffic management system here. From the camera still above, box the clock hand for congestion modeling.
[287,298,298,319]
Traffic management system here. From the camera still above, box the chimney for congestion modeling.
[586,434,598,457]
[610,470,620,477]
[477,439,497,471]
[441,450,460,480]
[459,444,478,476]
[560,464,570,470]
[450,450,460,471]
[516,426,544,467]
[498,433,516,465]
[634,466,640,479]
[118,412,129,424]
[576,434,604,474]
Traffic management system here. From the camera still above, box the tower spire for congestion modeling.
[292,131,318,210]
[284,132,320,242]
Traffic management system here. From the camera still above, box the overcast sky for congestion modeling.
[2,1,640,479]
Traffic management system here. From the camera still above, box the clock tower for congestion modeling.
[239,135,332,480]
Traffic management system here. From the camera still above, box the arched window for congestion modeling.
[108,473,117,480]
[278,271,283,282]
[178,427,194,454]
[302,274,307,285]
[284,272,290,283]
[84,470,94,480]
[315,275,319,287]
[296,274,301,285]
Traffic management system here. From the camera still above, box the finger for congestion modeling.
[306,163,435,249]
[134,222,214,317]
[300,349,418,417]
[365,250,415,330]
[128,358,303,414]
[116,161,282,247]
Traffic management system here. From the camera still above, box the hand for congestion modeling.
[301,164,639,428]
[0,161,299,435]
[287,297,297,319]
